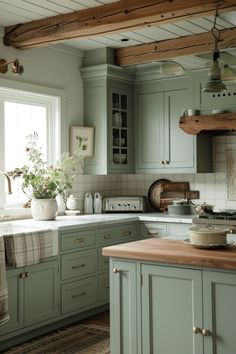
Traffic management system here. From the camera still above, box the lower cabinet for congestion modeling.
[1,260,59,337]
[110,259,236,354]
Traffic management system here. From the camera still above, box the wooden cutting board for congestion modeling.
[148,180,199,212]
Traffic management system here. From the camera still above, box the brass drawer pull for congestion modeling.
[74,238,85,244]
[202,329,211,336]
[122,231,131,236]
[25,272,30,278]
[192,326,201,334]
[104,234,112,239]
[113,268,120,273]
[72,291,86,298]
[148,231,158,236]
[20,272,26,279]
[104,284,109,289]
[72,263,85,269]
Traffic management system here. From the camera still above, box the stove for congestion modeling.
[193,210,236,231]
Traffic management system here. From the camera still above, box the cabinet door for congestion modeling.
[142,265,203,354]
[136,92,164,171]
[203,271,236,354]
[0,268,24,336]
[164,89,194,169]
[24,260,59,327]
[110,260,138,354]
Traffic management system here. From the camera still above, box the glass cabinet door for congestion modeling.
[112,92,128,166]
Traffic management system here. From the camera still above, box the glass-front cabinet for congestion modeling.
[111,91,128,167]
[82,64,134,174]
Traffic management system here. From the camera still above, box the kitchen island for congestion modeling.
[103,238,236,354]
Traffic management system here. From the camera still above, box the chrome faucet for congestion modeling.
[0,171,12,194]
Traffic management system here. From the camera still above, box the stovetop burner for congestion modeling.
[199,211,236,220]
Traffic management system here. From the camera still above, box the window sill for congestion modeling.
[0,207,31,222]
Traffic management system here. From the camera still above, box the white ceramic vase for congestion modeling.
[31,198,58,221]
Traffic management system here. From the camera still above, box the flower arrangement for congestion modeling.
[9,132,84,201]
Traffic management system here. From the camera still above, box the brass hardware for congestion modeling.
[104,234,112,239]
[122,231,131,236]
[202,329,211,336]
[148,231,158,237]
[20,272,26,279]
[113,268,119,273]
[192,326,201,334]
[74,238,85,244]
[72,264,85,269]
[161,160,165,165]
[0,58,24,75]
[104,284,109,289]
[25,272,30,278]
[165,160,170,164]
[72,291,86,298]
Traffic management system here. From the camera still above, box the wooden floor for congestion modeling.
[81,311,110,327]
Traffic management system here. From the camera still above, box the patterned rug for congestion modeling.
[3,323,110,354]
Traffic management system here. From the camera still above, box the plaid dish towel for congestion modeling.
[0,235,9,325]
[4,229,58,268]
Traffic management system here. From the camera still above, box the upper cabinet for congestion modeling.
[81,64,135,175]
[135,77,213,173]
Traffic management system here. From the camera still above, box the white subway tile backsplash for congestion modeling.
[70,136,234,213]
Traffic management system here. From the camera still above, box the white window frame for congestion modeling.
[0,78,65,215]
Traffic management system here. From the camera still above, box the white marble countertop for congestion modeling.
[0,212,195,232]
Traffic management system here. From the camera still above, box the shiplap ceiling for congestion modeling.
[0,0,236,70]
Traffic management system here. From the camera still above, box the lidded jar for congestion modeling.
[66,194,78,210]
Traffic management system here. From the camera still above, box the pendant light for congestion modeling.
[202,6,226,93]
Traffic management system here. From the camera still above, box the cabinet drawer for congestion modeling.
[61,249,96,281]
[61,276,97,314]
[60,229,96,251]
[118,223,137,243]
[97,227,120,246]
[98,273,109,303]
[168,223,191,238]
[140,222,167,238]
[98,247,110,272]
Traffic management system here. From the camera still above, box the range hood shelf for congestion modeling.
[179,112,236,135]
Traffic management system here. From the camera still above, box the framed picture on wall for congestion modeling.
[70,126,95,157]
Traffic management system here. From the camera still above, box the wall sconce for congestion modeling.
[202,6,226,93]
[0,58,24,75]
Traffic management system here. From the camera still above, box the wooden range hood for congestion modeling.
[179,112,236,135]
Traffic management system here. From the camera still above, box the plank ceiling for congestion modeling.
[0,0,236,70]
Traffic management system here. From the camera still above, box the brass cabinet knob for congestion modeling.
[113,268,120,273]
[165,160,170,164]
[25,272,30,278]
[20,272,26,279]
[192,326,201,334]
[160,160,165,165]
[202,329,211,336]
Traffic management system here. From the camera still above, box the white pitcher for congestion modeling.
[84,193,93,214]
[94,192,102,214]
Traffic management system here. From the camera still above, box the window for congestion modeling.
[0,86,61,210]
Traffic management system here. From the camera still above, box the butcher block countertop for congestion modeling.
[102,238,236,270]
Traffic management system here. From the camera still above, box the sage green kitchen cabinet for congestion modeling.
[142,264,203,354]
[81,64,135,174]
[135,78,212,173]
[0,268,24,336]
[110,260,138,354]
[109,258,236,354]
[0,260,59,338]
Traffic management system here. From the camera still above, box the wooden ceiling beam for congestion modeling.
[3,0,236,49]
[115,27,236,66]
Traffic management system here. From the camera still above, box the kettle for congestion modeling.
[84,193,93,214]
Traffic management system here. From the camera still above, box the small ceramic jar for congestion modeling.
[66,195,78,210]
